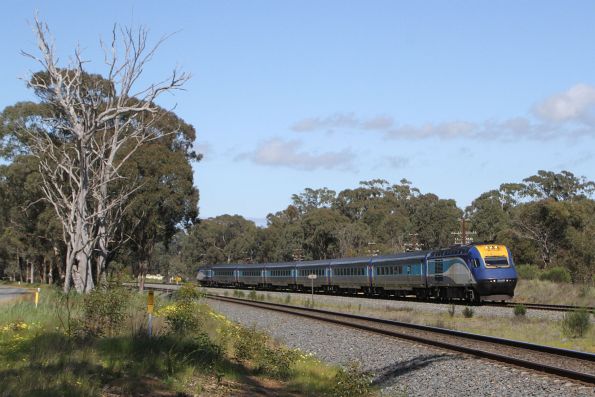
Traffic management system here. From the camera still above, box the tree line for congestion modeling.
[165,171,593,284]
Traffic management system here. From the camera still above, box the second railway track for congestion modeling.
[205,293,595,386]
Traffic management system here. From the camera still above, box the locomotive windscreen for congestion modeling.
[484,256,509,268]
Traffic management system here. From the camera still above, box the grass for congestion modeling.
[0,285,375,397]
[513,279,595,307]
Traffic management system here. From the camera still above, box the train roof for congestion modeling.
[199,247,476,271]
[371,250,431,262]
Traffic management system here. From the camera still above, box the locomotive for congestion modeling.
[197,243,518,303]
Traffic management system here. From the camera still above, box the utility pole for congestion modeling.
[461,217,467,245]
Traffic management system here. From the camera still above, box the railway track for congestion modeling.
[205,293,595,386]
[139,283,595,385]
[140,282,594,313]
[484,301,594,313]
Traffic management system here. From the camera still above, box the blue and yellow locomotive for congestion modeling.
[197,243,518,303]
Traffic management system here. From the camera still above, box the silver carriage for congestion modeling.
[295,260,331,290]
[331,257,371,293]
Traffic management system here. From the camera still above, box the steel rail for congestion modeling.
[139,282,594,313]
[204,293,595,385]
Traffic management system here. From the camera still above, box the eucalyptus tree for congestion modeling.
[1,17,189,292]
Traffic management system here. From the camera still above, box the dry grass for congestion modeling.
[513,280,594,307]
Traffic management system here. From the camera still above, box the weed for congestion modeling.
[462,307,474,318]
[448,304,456,317]
[513,304,527,317]
[328,362,372,397]
[561,309,592,338]
[284,294,291,304]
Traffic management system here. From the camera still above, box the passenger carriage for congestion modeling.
[371,251,429,297]
[330,257,371,293]
[294,260,331,291]
[265,262,296,289]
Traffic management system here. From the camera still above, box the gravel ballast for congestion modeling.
[208,299,594,397]
[203,287,578,322]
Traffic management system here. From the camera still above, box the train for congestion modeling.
[197,243,518,303]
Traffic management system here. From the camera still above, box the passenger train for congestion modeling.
[197,243,518,303]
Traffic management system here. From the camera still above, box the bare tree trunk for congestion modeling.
[22,18,188,293]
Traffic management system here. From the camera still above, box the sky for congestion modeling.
[1,1,595,225]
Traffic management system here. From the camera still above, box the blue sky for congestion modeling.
[2,1,595,225]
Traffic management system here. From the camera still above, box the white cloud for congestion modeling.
[533,84,595,123]
[289,84,595,142]
[236,138,355,171]
[291,112,394,132]
[384,121,478,140]
[385,156,410,169]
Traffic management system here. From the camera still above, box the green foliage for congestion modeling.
[539,267,572,283]
[81,285,131,337]
[328,362,372,397]
[516,264,542,280]
[232,325,299,380]
[462,307,474,318]
[561,309,592,338]
[513,304,527,317]
[163,283,203,334]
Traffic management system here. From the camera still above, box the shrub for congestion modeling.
[462,307,474,318]
[232,325,299,379]
[248,290,257,300]
[561,309,591,338]
[516,264,541,280]
[513,304,526,317]
[256,345,300,380]
[447,304,456,317]
[328,362,372,397]
[539,267,572,283]
[162,283,203,334]
[81,285,131,337]
[234,325,267,360]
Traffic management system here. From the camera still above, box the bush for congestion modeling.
[516,264,541,280]
[328,362,372,397]
[234,325,268,360]
[462,307,474,318]
[162,283,203,334]
[232,325,299,379]
[513,304,526,317]
[539,267,572,283]
[248,290,257,300]
[81,285,131,337]
[561,309,591,338]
